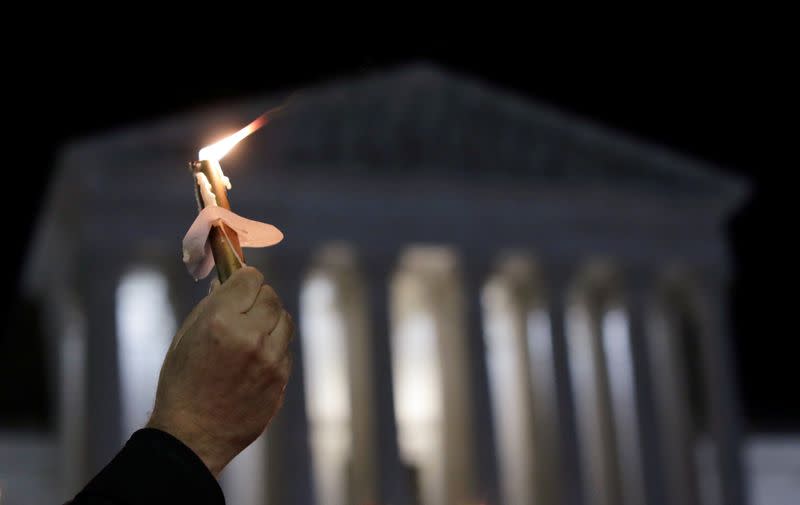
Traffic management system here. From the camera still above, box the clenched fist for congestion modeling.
[146,266,294,477]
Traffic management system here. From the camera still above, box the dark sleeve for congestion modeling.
[67,428,225,505]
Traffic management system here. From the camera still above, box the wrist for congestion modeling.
[146,410,229,477]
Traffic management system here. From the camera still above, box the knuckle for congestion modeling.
[261,283,278,301]
[280,355,293,380]
[206,313,227,337]
[280,365,292,383]
[267,382,286,404]
[264,288,282,313]
[286,312,296,336]
[241,334,262,355]
[264,350,280,368]
[255,313,277,335]
[261,307,283,334]
[267,298,283,320]
[266,354,289,380]
[245,267,265,286]
[259,333,277,360]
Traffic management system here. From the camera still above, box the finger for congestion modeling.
[210,266,264,314]
[244,283,282,328]
[208,277,221,295]
[265,380,288,415]
[273,352,293,384]
[246,283,282,314]
[259,309,294,364]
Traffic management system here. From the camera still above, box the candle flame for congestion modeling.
[198,112,269,162]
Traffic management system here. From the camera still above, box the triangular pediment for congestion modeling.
[62,63,746,201]
[251,63,745,198]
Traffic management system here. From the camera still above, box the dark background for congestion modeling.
[2,39,794,431]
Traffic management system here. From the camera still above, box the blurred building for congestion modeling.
[8,64,784,505]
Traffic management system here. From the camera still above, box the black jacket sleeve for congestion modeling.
[67,428,225,505]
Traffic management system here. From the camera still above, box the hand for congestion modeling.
[146,266,294,477]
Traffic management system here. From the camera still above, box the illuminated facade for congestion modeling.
[23,64,749,505]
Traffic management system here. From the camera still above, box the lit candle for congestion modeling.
[183,106,286,283]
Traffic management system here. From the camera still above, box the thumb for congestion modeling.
[208,277,221,295]
[210,266,264,314]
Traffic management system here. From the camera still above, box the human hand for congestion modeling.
[146,266,294,476]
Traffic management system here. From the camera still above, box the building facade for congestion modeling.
[23,64,748,505]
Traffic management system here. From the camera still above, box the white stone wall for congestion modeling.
[745,436,800,505]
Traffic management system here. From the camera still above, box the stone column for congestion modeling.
[644,274,700,505]
[461,259,500,505]
[435,255,478,505]
[543,264,582,505]
[564,268,623,505]
[362,253,410,505]
[522,262,568,505]
[341,253,379,505]
[482,265,535,505]
[263,252,316,505]
[50,289,88,498]
[617,272,664,505]
[300,244,387,505]
[699,271,746,505]
[78,250,125,478]
[391,247,481,505]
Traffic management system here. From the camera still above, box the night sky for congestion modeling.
[3,39,793,430]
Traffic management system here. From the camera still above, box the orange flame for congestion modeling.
[198,112,269,162]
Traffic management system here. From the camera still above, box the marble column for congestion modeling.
[615,272,663,505]
[362,254,410,505]
[79,250,125,479]
[698,272,746,505]
[645,276,700,505]
[543,264,582,505]
[434,255,478,505]
[391,247,479,505]
[300,244,384,505]
[522,263,568,505]
[263,252,316,505]
[340,253,380,505]
[51,289,88,498]
[462,259,500,505]
[482,265,536,505]
[564,269,623,505]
